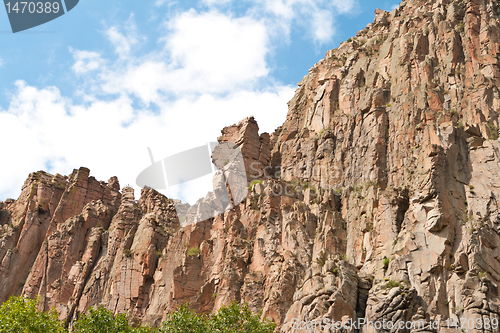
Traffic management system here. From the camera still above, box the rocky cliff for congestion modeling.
[2,0,500,331]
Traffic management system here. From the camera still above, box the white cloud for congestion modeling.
[389,3,400,11]
[106,27,136,58]
[197,0,359,44]
[202,0,232,5]
[0,80,293,202]
[105,14,140,58]
[311,11,335,44]
[0,7,304,203]
[71,49,104,75]
[164,10,269,92]
[0,58,3,67]
[99,10,270,102]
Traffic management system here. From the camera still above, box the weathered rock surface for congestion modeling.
[2,0,500,332]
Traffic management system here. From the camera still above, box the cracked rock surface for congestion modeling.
[2,0,500,331]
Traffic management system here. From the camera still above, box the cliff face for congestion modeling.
[2,0,500,331]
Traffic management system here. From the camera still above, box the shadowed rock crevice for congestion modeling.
[394,189,410,234]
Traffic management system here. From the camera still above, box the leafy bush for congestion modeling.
[0,298,275,333]
[160,304,207,333]
[187,247,201,257]
[207,302,276,333]
[315,251,328,267]
[383,280,402,289]
[249,180,263,191]
[383,257,390,268]
[160,302,276,333]
[73,306,152,333]
[0,296,66,333]
[123,248,133,258]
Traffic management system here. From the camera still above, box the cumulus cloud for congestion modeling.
[195,0,359,44]
[164,11,269,91]
[0,80,293,202]
[97,11,270,103]
[0,9,295,202]
[105,14,140,58]
[389,3,400,10]
[71,49,104,75]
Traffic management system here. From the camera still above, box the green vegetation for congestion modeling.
[73,306,148,333]
[249,179,263,191]
[0,296,66,333]
[383,280,402,289]
[383,257,390,268]
[351,184,363,193]
[487,123,499,140]
[347,38,352,42]
[315,251,328,267]
[206,302,276,333]
[478,271,487,279]
[123,248,133,258]
[0,297,276,333]
[456,21,465,32]
[187,247,201,257]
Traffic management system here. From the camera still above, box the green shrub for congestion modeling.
[123,248,133,258]
[73,306,156,333]
[383,280,402,289]
[249,180,263,191]
[315,251,328,267]
[160,304,206,333]
[187,247,201,257]
[207,302,276,333]
[160,302,276,333]
[487,123,499,139]
[383,257,390,268]
[0,298,275,333]
[0,296,66,333]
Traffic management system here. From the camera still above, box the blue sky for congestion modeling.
[0,0,400,202]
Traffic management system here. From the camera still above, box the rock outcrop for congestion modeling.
[2,0,500,332]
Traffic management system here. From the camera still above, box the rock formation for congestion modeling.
[2,0,500,332]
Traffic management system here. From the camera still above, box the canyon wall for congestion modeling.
[2,0,500,332]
